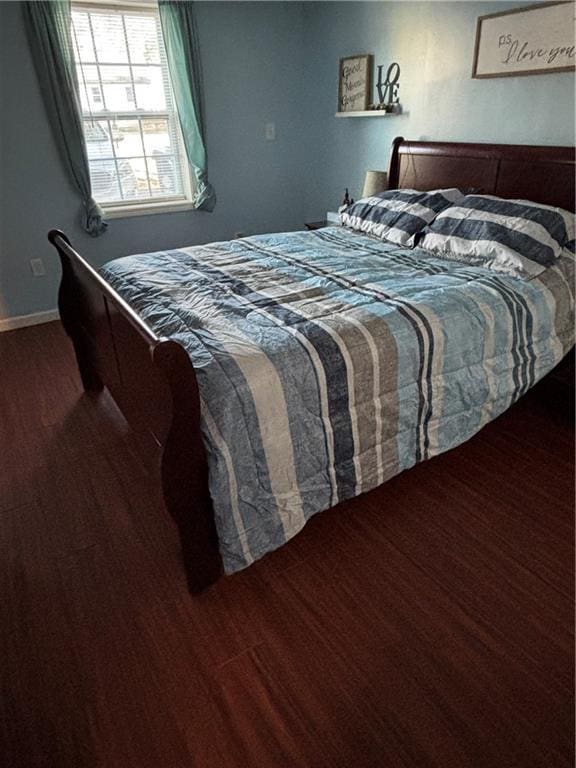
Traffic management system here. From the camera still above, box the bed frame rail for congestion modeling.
[48,230,221,593]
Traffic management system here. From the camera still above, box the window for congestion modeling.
[71,2,191,212]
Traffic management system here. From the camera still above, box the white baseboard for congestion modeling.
[0,309,60,333]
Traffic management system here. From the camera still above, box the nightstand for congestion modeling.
[305,212,340,230]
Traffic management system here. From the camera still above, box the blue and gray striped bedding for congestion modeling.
[100,227,575,574]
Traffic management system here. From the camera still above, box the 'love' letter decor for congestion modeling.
[376,62,400,107]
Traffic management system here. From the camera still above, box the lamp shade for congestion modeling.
[362,170,388,198]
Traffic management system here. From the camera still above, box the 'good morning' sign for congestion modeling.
[338,55,372,112]
[472,1,575,78]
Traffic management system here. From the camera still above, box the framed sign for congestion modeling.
[472,1,576,78]
[338,54,372,112]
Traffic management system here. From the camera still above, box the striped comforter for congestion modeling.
[101,227,575,573]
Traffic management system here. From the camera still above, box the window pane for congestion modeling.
[133,66,166,111]
[100,65,135,112]
[77,65,100,112]
[113,120,144,158]
[125,14,160,65]
[141,118,171,155]
[121,158,149,199]
[84,120,114,160]
[71,11,95,63]
[142,119,184,198]
[91,12,128,63]
[149,155,180,198]
[89,159,122,202]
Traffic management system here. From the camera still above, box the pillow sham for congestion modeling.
[419,195,575,279]
[340,188,464,247]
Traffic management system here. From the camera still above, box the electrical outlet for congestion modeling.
[265,122,276,141]
[30,258,46,277]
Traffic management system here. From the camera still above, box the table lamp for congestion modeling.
[362,170,388,198]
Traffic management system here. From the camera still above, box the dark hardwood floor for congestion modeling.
[1,321,573,768]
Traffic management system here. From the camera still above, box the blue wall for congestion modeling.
[0,1,306,320]
[1,1,574,322]
[301,0,576,217]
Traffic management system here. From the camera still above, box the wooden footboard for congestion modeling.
[48,230,222,593]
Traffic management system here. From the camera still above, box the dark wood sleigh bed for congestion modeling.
[48,138,575,594]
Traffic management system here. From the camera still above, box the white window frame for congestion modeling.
[72,0,194,218]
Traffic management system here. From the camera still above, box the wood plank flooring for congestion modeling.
[1,321,573,768]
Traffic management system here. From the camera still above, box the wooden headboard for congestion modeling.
[388,137,575,211]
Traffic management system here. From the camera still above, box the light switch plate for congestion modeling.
[265,122,276,141]
[30,258,46,277]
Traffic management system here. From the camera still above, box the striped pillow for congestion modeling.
[340,188,464,247]
[419,195,575,279]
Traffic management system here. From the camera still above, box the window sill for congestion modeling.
[103,200,195,220]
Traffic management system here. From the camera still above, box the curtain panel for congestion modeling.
[159,0,216,211]
[23,1,107,236]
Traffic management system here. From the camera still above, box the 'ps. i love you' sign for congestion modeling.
[472,1,575,78]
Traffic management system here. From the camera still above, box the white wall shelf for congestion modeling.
[334,110,406,118]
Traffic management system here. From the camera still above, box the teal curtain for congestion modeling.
[23,1,107,236]
[159,1,216,212]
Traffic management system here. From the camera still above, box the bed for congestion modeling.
[49,138,576,593]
